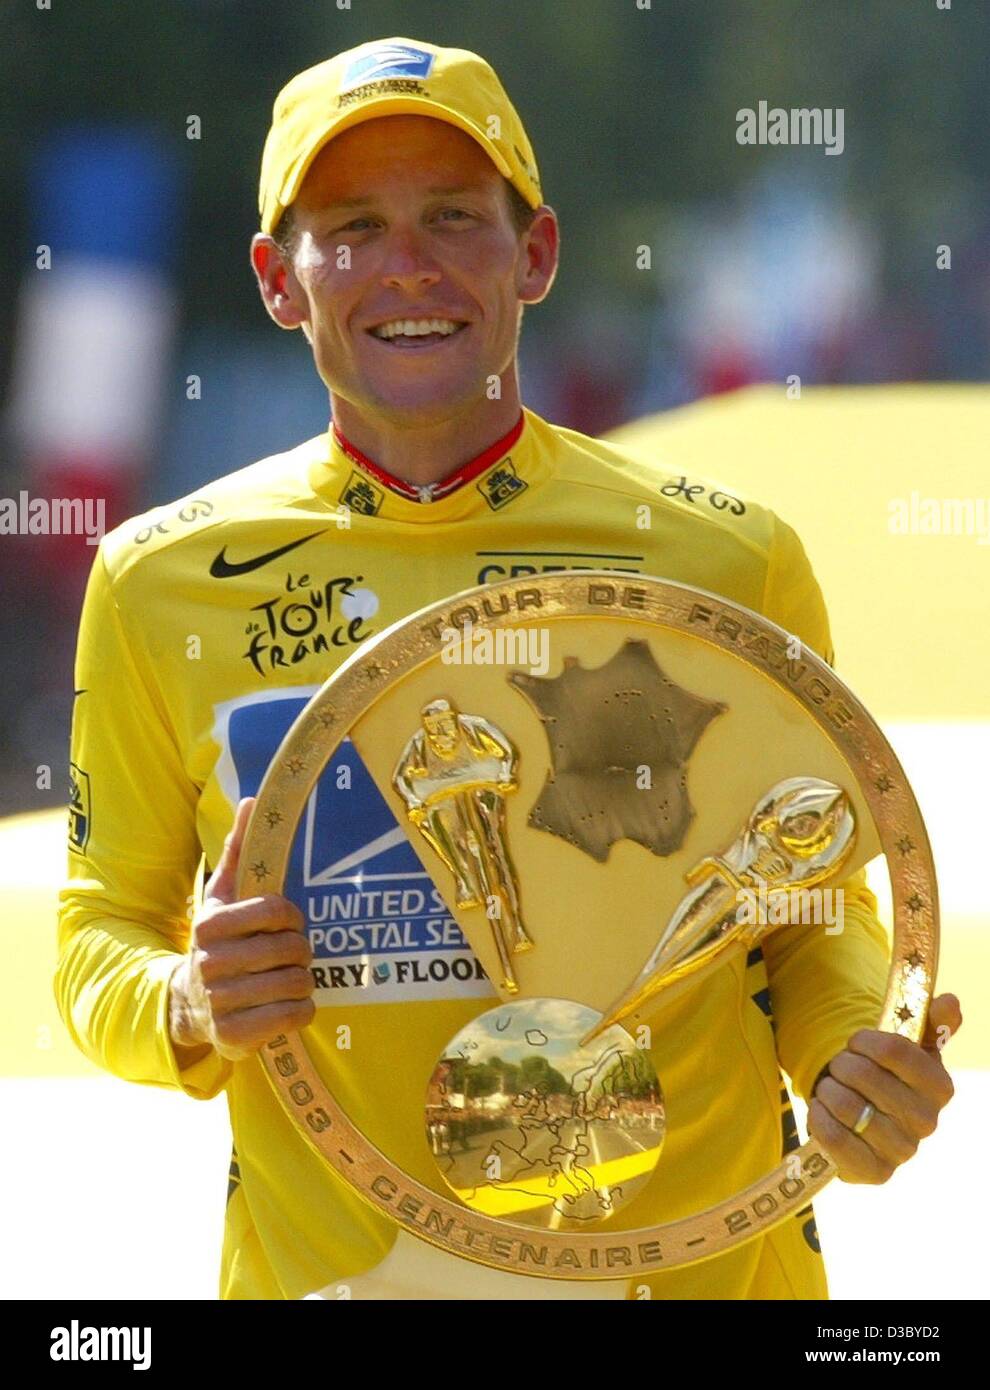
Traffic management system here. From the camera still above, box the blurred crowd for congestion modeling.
[1,0,987,813]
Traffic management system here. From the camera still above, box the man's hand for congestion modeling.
[168,797,315,1063]
[808,993,961,1184]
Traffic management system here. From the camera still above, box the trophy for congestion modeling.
[235,573,937,1299]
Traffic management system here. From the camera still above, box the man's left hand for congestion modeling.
[808,993,961,1184]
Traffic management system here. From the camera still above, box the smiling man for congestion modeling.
[56,36,959,1302]
[254,116,554,471]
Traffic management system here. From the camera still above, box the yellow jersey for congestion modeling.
[55,405,888,1300]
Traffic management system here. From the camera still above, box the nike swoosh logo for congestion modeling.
[209,529,327,578]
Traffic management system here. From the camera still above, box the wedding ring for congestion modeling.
[852,1101,876,1135]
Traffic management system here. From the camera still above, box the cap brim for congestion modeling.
[276,96,514,223]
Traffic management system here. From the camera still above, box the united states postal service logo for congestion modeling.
[215,691,493,1006]
[299,736,493,1005]
[342,43,436,92]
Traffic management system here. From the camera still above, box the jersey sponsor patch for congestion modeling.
[339,471,384,516]
[68,763,91,852]
[477,458,528,510]
[658,474,747,516]
[475,549,644,585]
[242,572,373,677]
[217,691,495,1006]
[210,529,326,579]
[132,496,214,547]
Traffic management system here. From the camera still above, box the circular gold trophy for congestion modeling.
[235,573,937,1300]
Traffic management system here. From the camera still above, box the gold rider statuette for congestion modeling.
[392,698,532,993]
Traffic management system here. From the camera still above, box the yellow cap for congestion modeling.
[258,36,543,235]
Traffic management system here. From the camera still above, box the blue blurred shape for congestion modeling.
[32,125,179,269]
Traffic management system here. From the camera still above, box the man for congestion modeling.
[56,36,959,1300]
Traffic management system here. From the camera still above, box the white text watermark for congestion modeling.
[0,491,105,546]
[737,101,844,155]
[50,1320,151,1370]
[440,621,549,675]
[737,882,844,934]
[888,491,990,545]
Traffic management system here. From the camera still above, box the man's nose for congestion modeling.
[379,229,442,293]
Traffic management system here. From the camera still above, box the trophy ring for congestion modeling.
[235,572,937,1282]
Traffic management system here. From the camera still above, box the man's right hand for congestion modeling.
[168,796,315,1063]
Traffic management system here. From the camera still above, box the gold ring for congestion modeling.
[853,1101,877,1135]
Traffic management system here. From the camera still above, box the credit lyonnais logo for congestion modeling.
[50,1320,151,1371]
[339,471,384,516]
[68,763,91,853]
[476,550,644,585]
[478,458,528,511]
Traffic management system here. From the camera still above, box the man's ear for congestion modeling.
[250,233,310,332]
[517,206,560,307]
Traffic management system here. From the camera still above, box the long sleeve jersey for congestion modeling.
[55,404,889,1299]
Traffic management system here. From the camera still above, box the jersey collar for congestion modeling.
[331,413,525,505]
[310,407,548,523]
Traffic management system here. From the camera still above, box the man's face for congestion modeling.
[255,115,557,424]
[424,709,459,753]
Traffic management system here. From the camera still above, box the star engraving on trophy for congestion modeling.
[896,836,915,855]
[874,774,893,794]
[250,861,269,882]
[264,808,283,829]
[363,662,386,682]
[895,1004,914,1024]
[316,707,337,729]
[905,893,924,914]
[285,756,306,776]
[905,949,925,969]
[509,638,726,862]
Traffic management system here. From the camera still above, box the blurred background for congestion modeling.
[1,0,989,803]
[0,0,987,1300]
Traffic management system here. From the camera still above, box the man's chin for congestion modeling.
[354,379,493,427]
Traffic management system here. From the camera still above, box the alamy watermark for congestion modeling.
[440,620,549,676]
[0,491,105,546]
[736,880,844,934]
[888,491,990,545]
[737,101,844,156]
[50,1320,151,1370]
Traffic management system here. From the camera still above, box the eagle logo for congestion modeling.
[341,43,436,90]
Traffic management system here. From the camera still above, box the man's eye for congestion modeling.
[341,217,376,232]
[436,207,472,222]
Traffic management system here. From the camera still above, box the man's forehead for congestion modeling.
[296,115,499,205]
